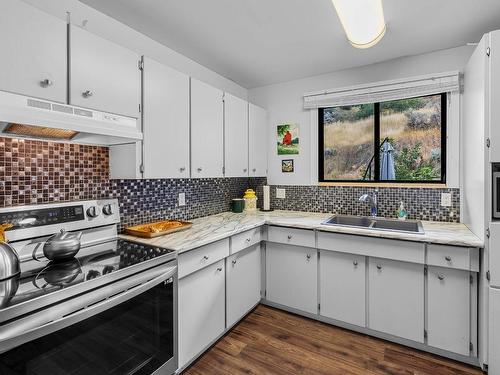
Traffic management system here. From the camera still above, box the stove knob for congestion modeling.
[102,204,113,216]
[86,206,100,218]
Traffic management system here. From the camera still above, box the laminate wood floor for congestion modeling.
[183,304,484,375]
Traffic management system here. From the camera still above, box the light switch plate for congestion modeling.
[276,188,286,199]
[178,192,186,206]
[441,193,452,207]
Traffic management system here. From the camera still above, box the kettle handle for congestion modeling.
[32,243,44,262]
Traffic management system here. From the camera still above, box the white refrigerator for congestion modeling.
[463,29,500,373]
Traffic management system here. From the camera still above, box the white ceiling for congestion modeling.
[79,0,500,89]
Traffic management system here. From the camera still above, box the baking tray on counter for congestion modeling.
[124,220,193,238]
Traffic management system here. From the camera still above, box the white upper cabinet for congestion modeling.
[191,78,224,178]
[490,30,500,161]
[0,0,66,103]
[248,103,268,177]
[142,57,190,178]
[69,25,140,117]
[224,93,248,177]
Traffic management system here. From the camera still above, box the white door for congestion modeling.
[368,257,424,342]
[320,251,365,327]
[191,78,224,177]
[427,266,470,355]
[69,25,140,117]
[0,0,66,102]
[178,260,225,368]
[224,93,248,177]
[489,288,500,374]
[142,57,190,178]
[226,244,261,327]
[489,30,500,162]
[248,103,268,177]
[266,242,317,314]
[490,223,500,287]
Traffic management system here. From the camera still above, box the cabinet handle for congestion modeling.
[243,168,248,172]
[376,264,382,270]
[252,168,256,172]
[287,234,293,240]
[40,79,53,88]
[353,260,358,267]
[202,255,209,260]
[179,167,186,172]
[197,167,202,172]
[438,274,445,281]
[216,267,223,272]
[245,238,251,242]
[306,254,311,260]
[232,260,237,266]
[82,90,93,98]
[445,256,452,262]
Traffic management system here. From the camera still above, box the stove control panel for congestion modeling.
[0,205,85,229]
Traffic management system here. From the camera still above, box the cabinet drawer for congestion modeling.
[178,238,229,278]
[427,244,477,271]
[267,226,315,248]
[231,227,262,254]
[317,232,424,264]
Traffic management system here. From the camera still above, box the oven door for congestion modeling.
[0,262,177,375]
[494,172,500,219]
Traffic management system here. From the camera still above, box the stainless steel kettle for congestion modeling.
[43,229,83,261]
[0,241,20,281]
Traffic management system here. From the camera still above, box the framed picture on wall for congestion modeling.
[282,159,294,173]
[277,123,299,155]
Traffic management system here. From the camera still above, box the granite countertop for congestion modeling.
[119,210,484,253]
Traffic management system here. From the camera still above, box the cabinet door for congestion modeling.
[320,251,365,327]
[191,78,224,177]
[69,25,140,117]
[226,244,261,327]
[266,242,317,314]
[427,266,470,355]
[178,260,225,368]
[489,288,500,375]
[142,57,190,178]
[0,0,66,102]
[490,30,500,162]
[224,93,248,177]
[248,103,268,177]
[368,257,424,342]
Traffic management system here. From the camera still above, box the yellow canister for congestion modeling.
[243,189,258,212]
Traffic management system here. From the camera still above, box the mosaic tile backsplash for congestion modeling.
[1,137,459,229]
[269,185,460,222]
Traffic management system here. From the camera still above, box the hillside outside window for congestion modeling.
[318,93,446,183]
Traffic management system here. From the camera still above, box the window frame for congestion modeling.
[318,93,447,184]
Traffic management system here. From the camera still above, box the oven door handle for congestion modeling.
[0,264,177,354]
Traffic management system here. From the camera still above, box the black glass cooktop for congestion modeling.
[0,239,175,311]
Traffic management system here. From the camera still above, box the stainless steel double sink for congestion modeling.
[322,215,424,234]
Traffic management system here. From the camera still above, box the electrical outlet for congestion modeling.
[441,193,452,207]
[178,192,186,206]
[276,188,286,199]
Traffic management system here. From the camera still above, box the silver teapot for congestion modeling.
[43,229,83,262]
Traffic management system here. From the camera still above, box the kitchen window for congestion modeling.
[318,93,446,183]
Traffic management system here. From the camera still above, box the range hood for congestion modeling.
[0,90,142,145]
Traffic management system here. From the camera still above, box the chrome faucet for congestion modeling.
[359,189,378,217]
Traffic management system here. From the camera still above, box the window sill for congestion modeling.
[318,182,448,189]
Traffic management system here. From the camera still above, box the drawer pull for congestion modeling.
[445,256,452,262]
[376,264,382,270]
[216,267,223,272]
[438,274,445,281]
[287,234,293,240]
[40,78,53,87]
[82,90,93,98]
[245,237,252,242]
[202,255,209,260]
[353,260,358,267]
[232,260,237,265]
[306,254,311,260]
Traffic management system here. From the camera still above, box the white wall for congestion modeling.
[21,0,247,100]
[249,46,475,186]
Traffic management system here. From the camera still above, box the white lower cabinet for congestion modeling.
[178,260,225,369]
[427,266,471,355]
[226,244,261,327]
[368,257,424,343]
[266,242,317,314]
[320,251,365,327]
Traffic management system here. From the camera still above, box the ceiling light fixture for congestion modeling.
[332,0,386,49]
